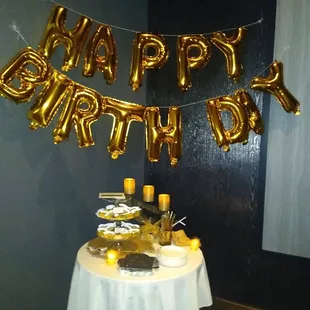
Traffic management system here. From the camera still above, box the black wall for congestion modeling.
[146,1,310,309]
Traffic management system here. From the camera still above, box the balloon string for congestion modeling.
[49,0,263,36]
[158,63,273,109]
[243,64,272,89]
[8,21,30,46]
[8,20,273,110]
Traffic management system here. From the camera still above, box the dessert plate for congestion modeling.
[96,204,141,220]
[118,253,159,276]
[158,245,188,267]
[97,222,140,240]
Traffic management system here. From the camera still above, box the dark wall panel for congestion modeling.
[147,1,310,309]
[0,1,147,309]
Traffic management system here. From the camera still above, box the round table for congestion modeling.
[67,243,213,310]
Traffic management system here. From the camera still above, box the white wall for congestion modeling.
[262,0,310,258]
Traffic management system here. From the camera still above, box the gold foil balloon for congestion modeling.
[129,33,169,91]
[28,69,73,130]
[235,89,263,134]
[38,5,92,72]
[144,106,182,166]
[104,97,145,159]
[54,85,102,147]
[250,61,300,115]
[177,35,212,91]
[206,95,249,151]
[211,27,246,81]
[83,25,117,85]
[0,47,50,102]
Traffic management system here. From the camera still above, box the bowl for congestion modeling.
[158,245,188,267]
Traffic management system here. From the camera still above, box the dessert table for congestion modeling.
[67,242,213,310]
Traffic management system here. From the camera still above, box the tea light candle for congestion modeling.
[124,178,135,195]
[143,185,155,202]
[190,238,201,251]
[106,250,118,265]
[158,194,170,211]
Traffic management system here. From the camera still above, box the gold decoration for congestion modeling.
[129,33,169,91]
[172,230,191,246]
[190,237,201,251]
[88,237,154,255]
[144,106,182,166]
[140,222,160,242]
[38,5,92,71]
[177,35,212,91]
[28,70,73,130]
[104,97,145,159]
[235,89,263,134]
[250,60,300,114]
[206,90,264,151]
[0,47,50,103]
[211,27,246,81]
[206,94,249,151]
[83,25,117,85]
[53,84,102,147]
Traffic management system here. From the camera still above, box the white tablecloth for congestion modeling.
[67,243,213,310]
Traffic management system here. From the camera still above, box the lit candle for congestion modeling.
[124,178,135,195]
[190,238,201,251]
[158,194,170,211]
[106,250,118,265]
[143,185,155,202]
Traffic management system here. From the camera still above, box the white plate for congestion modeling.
[158,245,188,267]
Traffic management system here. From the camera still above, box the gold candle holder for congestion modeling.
[158,194,170,211]
[190,238,201,251]
[106,250,118,265]
[143,185,155,202]
[124,178,135,195]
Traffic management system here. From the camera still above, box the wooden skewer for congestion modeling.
[172,214,176,226]
[172,216,187,227]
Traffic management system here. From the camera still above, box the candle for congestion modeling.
[106,250,118,265]
[124,178,135,195]
[158,194,170,211]
[190,238,201,251]
[143,185,155,202]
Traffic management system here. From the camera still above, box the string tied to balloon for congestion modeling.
[8,21,30,46]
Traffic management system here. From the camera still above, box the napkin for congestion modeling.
[172,230,191,246]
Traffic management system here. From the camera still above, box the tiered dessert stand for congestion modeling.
[96,198,141,252]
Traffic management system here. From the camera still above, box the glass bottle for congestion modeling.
[158,194,172,246]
